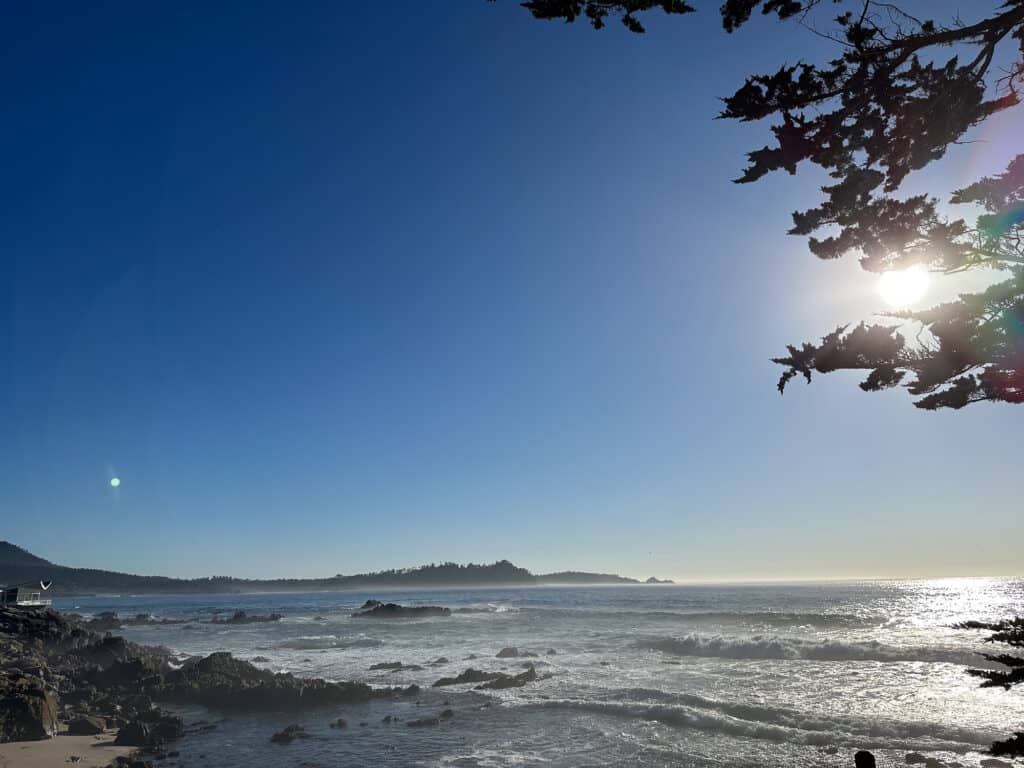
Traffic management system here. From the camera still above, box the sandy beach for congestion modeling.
[0,728,131,768]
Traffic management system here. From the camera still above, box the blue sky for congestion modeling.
[3,2,1021,581]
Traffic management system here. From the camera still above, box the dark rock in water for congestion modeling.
[980,761,1012,768]
[157,652,374,710]
[393,664,424,672]
[407,716,440,727]
[476,666,537,691]
[211,611,283,625]
[351,603,450,619]
[855,751,876,768]
[430,657,449,665]
[906,754,928,765]
[67,715,106,735]
[439,708,454,720]
[250,656,271,663]
[464,654,479,660]
[329,717,347,729]
[0,673,59,741]
[270,724,308,743]
[432,668,503,687]
[546,649,557,656]
[138,711,184,742]
[115,720,153,746]
[369,662,404,671]
[495,647,520,658]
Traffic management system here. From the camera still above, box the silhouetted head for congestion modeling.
[854,750,876,768]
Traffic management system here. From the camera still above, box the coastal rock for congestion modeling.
[407,716,441,727]
[270,724,308,743]
[496,647,520,658]
[352,602,451,619]
[432,668,503,687]
[0,674,59,741]
[475,666,537,690]
[114,720,152,746]
[980,761,1012,768]
[84,612,123,632]
[905,755,928,765]
[369,662,404,671]
[159,652,374,710]
[329,717,347,728]
[210,611,283,625]
[67,714,106,735]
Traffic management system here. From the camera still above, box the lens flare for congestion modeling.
[110,477,121,488]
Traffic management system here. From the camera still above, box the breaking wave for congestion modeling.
[272,635,383,651]
[638,634,981,665]
[518,696,993,752]
[526,608,880,628]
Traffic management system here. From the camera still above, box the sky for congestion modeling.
[2,1,1022,582]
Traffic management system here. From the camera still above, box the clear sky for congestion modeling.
[3,2,1021,582]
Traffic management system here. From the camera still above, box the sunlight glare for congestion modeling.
[110,477,121,488]
[877,265,930,308]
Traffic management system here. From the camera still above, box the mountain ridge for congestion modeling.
[0,541,671,596]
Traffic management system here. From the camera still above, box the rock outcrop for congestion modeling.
[352,600,451,619]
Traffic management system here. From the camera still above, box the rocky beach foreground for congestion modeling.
[0,605,420,766]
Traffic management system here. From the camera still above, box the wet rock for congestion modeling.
[67,714,106,735]
[329,717,347,728]
[432,668,503,687]
[475,665,537,691]
[115,720,153,746]
[905,755,927,765]
[270,724,308,743]
[439,708,454,720]
[369,662,404,671]
[210,611,283,625]
[496,647,520,658]
[158,652,373,710]
[546,649,557,656]
[430,657,449,665]
[980,761,1012,768]
[407,716,440,727]
[855,752,876,768]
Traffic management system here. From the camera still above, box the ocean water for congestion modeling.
[55,578,1024,768]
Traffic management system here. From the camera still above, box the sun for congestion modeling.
[110,477,121,488]
[877,265,930,308]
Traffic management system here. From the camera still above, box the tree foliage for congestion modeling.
[519,0,1024,408]
[957,618,1024,756]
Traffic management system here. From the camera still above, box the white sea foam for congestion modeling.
[639,634,982,665]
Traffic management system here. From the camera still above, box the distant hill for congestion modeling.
[0,541,53,568]
[0,541,663,596]
[536,571,639,585]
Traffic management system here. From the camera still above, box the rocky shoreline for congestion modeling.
[0,606,419,766]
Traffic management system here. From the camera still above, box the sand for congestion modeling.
[0,729,132,768]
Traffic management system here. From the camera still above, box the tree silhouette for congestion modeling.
[518,1,1024,408]
[957,618,1024,757]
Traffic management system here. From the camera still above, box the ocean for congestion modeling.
[55,578,1024,767]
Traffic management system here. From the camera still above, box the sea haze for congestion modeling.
[58,577,1024,767]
